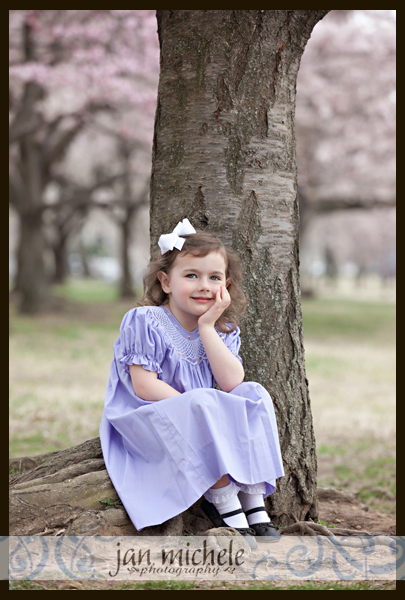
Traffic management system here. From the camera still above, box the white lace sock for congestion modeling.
[238,484,271,526]
[204,481,249,529]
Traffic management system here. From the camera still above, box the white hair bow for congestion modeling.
[158,218,196,255]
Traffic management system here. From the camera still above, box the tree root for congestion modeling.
[9,440,394,539]
[282,521,333,536]
[282,520,394,539]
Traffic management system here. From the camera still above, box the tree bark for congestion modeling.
[15,210,50,313]
[51,234,70,285]
[119,207,135,299]
[150,10,330,525]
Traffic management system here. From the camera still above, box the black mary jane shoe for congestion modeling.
[200,499,258,549]
[245,507,281,542]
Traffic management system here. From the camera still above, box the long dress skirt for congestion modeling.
[100,380,285,531]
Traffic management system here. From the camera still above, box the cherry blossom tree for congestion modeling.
[296,10,396,237]
[9,10,159,312]
[10,10,395,311]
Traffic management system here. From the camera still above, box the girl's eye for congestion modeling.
[184,274,222,280]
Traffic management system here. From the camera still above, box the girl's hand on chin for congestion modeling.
[198,286,231,329]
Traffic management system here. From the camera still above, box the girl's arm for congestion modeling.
[198,287,245,392]
[129,365,181,401]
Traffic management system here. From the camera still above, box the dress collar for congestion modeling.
[158,306,200,339]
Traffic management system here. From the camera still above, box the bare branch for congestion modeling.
[9,112,43,145]
[314,197,396,213]
[42,120,84,174]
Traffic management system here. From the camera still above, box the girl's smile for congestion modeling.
[192,297,212,303]
[157,252,229,331]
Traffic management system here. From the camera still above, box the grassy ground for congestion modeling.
[10,276,396,511]
[9,276,396,589]
[8,580,396,591]
[301,282,395,515]
[9,281,133,457]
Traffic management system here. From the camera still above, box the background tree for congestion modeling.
[150,9,330,525]
[83,120,151,298]
[295,9,396,270]
[10,10,395,310]
[45,167,127,285]
[44,121,151,296]
[9,10,159,312]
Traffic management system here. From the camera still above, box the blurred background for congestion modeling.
[9,11,395,515]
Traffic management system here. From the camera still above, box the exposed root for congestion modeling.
[282,521,333,536]
[282,520,395,539]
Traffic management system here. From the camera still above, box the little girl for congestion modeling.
[100,219,284,543]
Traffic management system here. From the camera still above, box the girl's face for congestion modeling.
[157,252,229,331]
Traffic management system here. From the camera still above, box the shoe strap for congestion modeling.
[219,508,245,519]
[236,528,257,535]
[245,506,268,517]
[252,522,279,529]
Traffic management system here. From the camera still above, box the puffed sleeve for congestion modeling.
[118,307,165,376]
[219,325,243,363]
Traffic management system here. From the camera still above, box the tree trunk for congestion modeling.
[119,208,135,299]
[51,234,70,285]
[15,210,50,314]
[11,124,51,312]
[77,238,92,278]
[150,10,329,525]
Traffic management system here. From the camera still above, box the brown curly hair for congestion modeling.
[140,230,246,333]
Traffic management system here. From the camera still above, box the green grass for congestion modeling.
[104,581,198,590]
[9,431,72,458]
[301,289,395,514]
[8,580,395,591]
[9,581,49,590]
[99,498,125,509]
[317,438,396,513]
[224,581,390,591]
[317,444,347,457]
[300,290,395,516]
[9,286,135,457]
[52,278,121,304]
[301,298,395,345]
[317,519,335,528]
[9,277,396,516]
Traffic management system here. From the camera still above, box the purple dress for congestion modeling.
[99,305,284,530]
